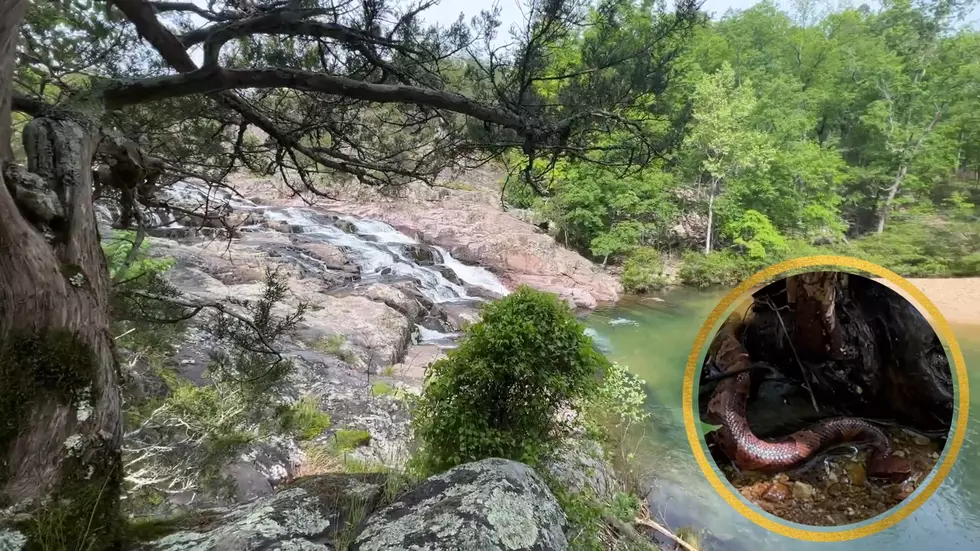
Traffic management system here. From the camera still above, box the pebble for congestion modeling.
[847,463,867,486]
[763,482,792,502]
[914,435,931,446]
[847,507,856,516]
[893,450,906,458]
[930,451,940,459]
[775,473,790,483]
[792,481,816,501]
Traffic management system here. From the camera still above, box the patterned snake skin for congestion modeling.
[706,324,912,481]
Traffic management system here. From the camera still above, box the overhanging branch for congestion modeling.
[103,66,531,132]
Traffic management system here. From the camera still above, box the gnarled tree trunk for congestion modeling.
[792,271,845,361]
[0,117,123,548]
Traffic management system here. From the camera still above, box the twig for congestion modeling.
[601,514,659,551]
[633,517,701,551]
[762,297,820,413]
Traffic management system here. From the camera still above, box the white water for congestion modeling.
[435,246,511,298]
[262,207,508,305]
[340,216,417,245]
[417,326,463,347]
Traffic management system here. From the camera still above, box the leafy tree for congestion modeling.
[0,0,703,545]
[685,62,773,253]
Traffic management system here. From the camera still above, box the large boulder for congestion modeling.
[352,458,568,551]
[136,473,387,551]
[542,439,617,501]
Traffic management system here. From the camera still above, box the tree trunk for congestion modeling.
[876,163,907,234]
[793,271,845,361]
[0,0,27,161]
[704,178,718,255]
[0,118,123,548]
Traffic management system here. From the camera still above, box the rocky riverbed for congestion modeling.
[101,167,624,527]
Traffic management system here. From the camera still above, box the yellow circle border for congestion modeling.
[682,255,970,542]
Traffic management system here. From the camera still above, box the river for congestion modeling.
[585,287,980,550]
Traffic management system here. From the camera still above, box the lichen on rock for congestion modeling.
[351,458,568,551]
[137,473,387,551]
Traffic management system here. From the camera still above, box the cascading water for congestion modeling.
[100,179,513,347]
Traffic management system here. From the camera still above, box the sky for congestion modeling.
[414,0,980,31]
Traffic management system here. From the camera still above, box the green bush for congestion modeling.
[620,248,668,293]
[410,286,608,476]
[677,250,758,288]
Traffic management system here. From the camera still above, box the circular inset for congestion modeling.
[683,256,969,541]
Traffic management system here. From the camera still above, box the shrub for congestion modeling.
[620,248,668,293]
[410,286,608,476]
[678,250,756,288]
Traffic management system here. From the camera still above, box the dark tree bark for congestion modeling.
[0,0,27,160]
[0,114,123,546]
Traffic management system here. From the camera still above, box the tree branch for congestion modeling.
[103,66,531,132]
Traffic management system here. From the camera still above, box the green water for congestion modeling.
[586,288,980,550]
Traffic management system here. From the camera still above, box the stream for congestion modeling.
[586,289,980,550]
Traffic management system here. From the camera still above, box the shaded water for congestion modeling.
[586,288,980,550]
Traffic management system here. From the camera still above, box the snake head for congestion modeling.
[868,454,913,483]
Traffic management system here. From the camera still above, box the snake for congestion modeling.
[705,322,912,482]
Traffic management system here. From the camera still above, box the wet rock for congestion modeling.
[352,458,567,551]
[436,265,464,286]
[402,244,440,265]
[296,242,357,273]
[436,302,482,331]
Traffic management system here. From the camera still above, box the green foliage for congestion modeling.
[549,483,607,551]
[370,381,401,399]
[678,250,760,288]
[410,286,608,476]
[103,231,188,355]
[620,248,668,294]
[277,395,333,440]
[840,216,980,277]
[333,429,372,451]
[722,210,788,260]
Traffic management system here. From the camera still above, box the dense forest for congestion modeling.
[501,0,980,289]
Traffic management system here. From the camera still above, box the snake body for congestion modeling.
[706,325,912,481]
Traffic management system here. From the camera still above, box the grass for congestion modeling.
[334,429,371,451]
[333,495,373,550]
[370,381,403,399]
[675,526,706,550]
[381,365,395,376]
[279,395,333,440]
[313,335,359,364]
